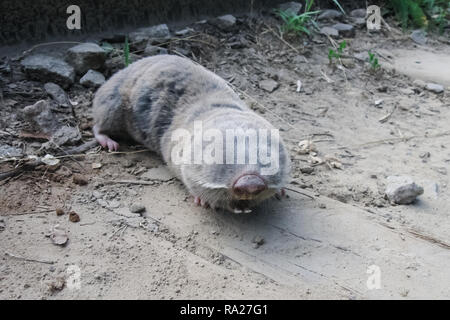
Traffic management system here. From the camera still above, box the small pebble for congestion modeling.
[130,204,146,214]
[69,211,80,222]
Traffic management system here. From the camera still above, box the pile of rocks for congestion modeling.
[21,42,107,89]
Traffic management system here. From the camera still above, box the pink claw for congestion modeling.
[93,124,119,152]
[193,196,209,208]
[200,199,210,208]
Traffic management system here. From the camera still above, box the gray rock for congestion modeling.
[66,43,106,74]
[175,27,194,36]
[278,2,303,15]
[349,17,366,27]
[320,26,339,37]
[80,69,105,88]
[300,166,314,174]
[21,54,75,89]
[44,82,70,107]
[385,176,424,204]
[130,204,146,214]
[332,23,355,37]
[92,191,103,199]
[425,83,444,94]
[410,29,427,45]
[350,8,366,18]
[22,100,60,134]
[413,79,426,88]
[209,14,236,31]
[259,79,279,93]
[51,126,82,146]
[129,24,171,43]
[144,44,168,56]
[318,9,343,21]
[141,166,175,181]
[107,200,121,209]
[0,145,23,158]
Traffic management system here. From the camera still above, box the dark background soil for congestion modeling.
[0,0,373,46]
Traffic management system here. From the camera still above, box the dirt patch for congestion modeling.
[1,10,449,299]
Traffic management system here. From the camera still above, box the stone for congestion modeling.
[21,54,75,89]
[144,44,168,56]
[209,14,236,31]
[332,23,355,37]
[51,126,82,146]
[129,24,171,43]
[278,2,303,15]
[341,58,356,68]
[259,79,279,93]
[22,100,60,134]
[320,26,339,37]
[69,211,80,223]
[66,43,106,74]
[350,8,366,18]
[80,69,105,88]
[130,204,146,214]
[141,166,175,181]
[317,9,343,21]
[413,79,426,88]
[425,83,444,94]
[350,17,366,27]
[410,29,427,45]
[385,176,424,204]
[44,82,71,107]
[0,145,23,158]
[300,166,314,174]
[175,27,194,36]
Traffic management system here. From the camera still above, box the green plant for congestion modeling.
[332,0,346,15]
[389,0,449,32]
[423,0,449,33]
[328,40,346,64]
[368,50,380,70]
[275,0,320,36]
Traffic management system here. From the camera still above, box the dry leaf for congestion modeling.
[42,154,60,166]
[91,162,102,169]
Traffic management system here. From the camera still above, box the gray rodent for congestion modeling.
[93,55,290,213]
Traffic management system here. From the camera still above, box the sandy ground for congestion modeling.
[1,13,449,299]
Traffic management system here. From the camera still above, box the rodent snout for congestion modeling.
[232,174,267,199]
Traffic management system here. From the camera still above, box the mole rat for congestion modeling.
[93,55,290,213]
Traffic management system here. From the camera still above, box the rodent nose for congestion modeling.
[232,174,267,198]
